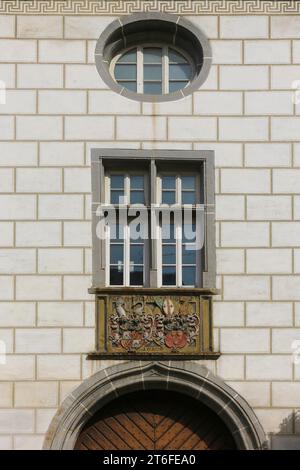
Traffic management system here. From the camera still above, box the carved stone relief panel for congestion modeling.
[90,288,218,358]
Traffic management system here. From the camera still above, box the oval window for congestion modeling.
[95,13,212,102]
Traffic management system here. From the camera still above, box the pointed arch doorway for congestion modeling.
[44,361,267,450]
[74,390,236,450]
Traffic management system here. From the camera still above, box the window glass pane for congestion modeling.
[169,64,192,80]
[130,190,144,204]
[130,175,144,189]
[144,82,162,94]
[130,266,143,285]
[115,64,137,80]
[182,223,196,243]
[118,81,137,92]
[130,245,143,264]
[162,191,176,205]
[110,245,123,264]
[162,175,176,189]
[110,266,123,285]
[111,190,124,204]
[182,266,196,286]
[168,48,188,64]
[143,48,162,63]
[182,191,196,204]
[118,49,137,63]
[169,81,188,93]
[110,224,124,242]
[162,224,175,242]
[162,266,176,286]
[162,245,176,265]
[182,244,196,264]
[111,175,124,189]
[182,176,195,190]
[130,223,144,241]
[144,64,162,81]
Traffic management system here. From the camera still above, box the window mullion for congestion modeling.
[158,223,162,287]
[176,222,182,287]
[163,46,168,94]
[125,224,130,286]
[196,237,200,288]
[125,173,130,204]
[137,46,143,93]
[157,175,161,204]
[105,174,109,204]
[143,237,148,287]
[197,172,200,204]
[106,225,110,286]
[177,174,181,205]
[125,174,130,285]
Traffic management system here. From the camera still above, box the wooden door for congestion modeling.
[74,390,236,450]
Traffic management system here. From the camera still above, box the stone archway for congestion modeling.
[43,361,268,450]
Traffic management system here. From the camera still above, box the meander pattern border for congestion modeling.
[0,0,299,15]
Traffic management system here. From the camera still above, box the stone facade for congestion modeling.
[0,0,300,450]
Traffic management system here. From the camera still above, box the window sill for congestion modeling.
[87,351,221,360]
[89,286,219,295]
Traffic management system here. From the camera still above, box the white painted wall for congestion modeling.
[0,9,300,449]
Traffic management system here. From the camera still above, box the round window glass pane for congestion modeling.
[169,64,192,80]
[143,48,162,63]
[119,81,137,92]
[168,48,188,64]
[114,64,137,80]
[144,82,162,95]
[118,49,137,63]
[169,81,188,92]
[144,64,162,81]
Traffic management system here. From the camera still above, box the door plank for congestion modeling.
[114,413,154,449]
[104,416,146,450]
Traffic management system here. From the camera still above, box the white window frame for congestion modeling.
[105,224,147,287]
[105,171,147,205]
[104,171,148,287]
[110,44,195,95]
[157,172,200,288]
[158,221,199,288]
[157,172,200,205]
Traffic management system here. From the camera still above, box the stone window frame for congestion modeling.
[95,12,212,102]
[91,149,215,289]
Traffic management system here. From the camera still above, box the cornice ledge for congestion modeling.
[1,1,299,16]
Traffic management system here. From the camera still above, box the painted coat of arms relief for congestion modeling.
[108,295,201,353]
